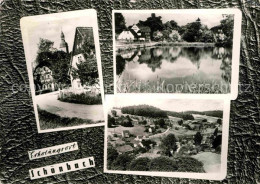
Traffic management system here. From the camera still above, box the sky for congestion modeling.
[108,96,223,112]
[122,12,225,29]
[21,10,97,65]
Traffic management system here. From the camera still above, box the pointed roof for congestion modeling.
[71,27,94,56]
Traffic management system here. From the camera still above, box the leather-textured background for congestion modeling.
[0,0,259,183]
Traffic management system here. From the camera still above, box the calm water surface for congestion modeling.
[116,46,232,93]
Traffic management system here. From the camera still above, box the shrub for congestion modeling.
[129,157,151,171]
[134,147,147,154]
[175,157,205,172]
[150,156,178,171]
[58,92,102,105]
[111,153,135,171]
[107,147,119,169]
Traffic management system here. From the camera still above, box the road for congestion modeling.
[149,127,170,138]
[35,91,104,122]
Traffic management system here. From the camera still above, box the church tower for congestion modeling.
[59,30,69,53]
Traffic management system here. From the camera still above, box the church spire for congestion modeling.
[59,29,69,53]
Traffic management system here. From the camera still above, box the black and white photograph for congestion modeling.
[104,95,230,180]
[113,9,241,99]
[21,10,105,133]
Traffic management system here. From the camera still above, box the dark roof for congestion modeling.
[71,27,94,56]
[128,28,139,38]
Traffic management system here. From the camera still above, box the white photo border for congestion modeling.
[113,9,242,100]
[20,9,106,133]
[104,94,231,181]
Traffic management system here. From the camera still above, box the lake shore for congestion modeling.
[116,41,216,51]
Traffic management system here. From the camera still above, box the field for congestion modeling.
[108,125,149,136]
[192,152,221,173]
[192,114,220,123]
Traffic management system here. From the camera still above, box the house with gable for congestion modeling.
[69,27,97,92]
[128,24,151,41]
[34,30,68,94]
[117,30,135,41]
[122,130,131,138]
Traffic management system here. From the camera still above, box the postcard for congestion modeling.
[113,9,242,100]
[104,94,230,180]
[20,9,105,133]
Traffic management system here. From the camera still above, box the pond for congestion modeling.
[116,46,232,93]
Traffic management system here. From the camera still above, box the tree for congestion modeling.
[155,119,166,128]
[181,18,202,42]
[107,147,119,169]
[142,139,156,150]
[194,132,203,145]
[72,59,99,86]
[213,128,218,137]
[153,30,163,41]
[37,38,54,54]
[115,13,126,34]
[34,50,71,88]
[162,29,171,41]
[212,135,222,149]
[200,29,214,42]
[202,119,207,122]
[217,118,222,125]
[111,110,117,117]
[169,30,181,42]
[220,14,234,47]
[111,153,135,170]
[108,114,115,128]
[161,133,177,156]
[116,55,126,76]
[138,13,164,40]
[71,37,99,87]
[178,119,183,126]
[129,157,151,171]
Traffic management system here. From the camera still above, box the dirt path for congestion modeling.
[35,92,104,122]
[149,127,170,138]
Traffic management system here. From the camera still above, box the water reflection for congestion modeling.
[116,46,232,93]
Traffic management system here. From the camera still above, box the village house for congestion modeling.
[69,27,98,93]
[131,140,139,148]
[33,30,68,93]
[135,135,143,141]
[122,130,131,138]
[117,30,135,41]
[117,24,151,42]
[148,127,153,133]
[34,66,54,91]
[128,24,151,41]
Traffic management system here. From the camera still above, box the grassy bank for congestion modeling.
[58,92,102,105]
[116,41,215,51]
[38,106,94,130]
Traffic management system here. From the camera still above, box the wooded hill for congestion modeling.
[120,105,223,119]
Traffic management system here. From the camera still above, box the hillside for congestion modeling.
[184,110,223,118]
